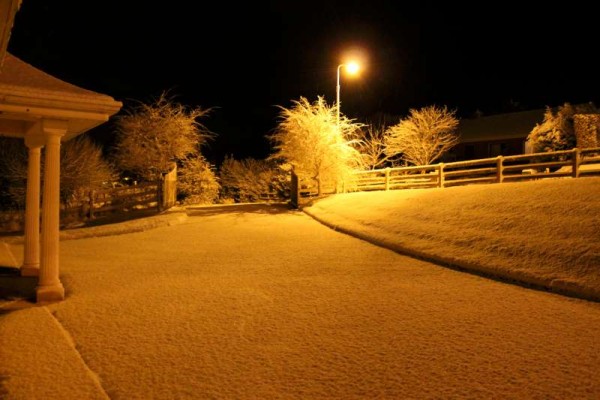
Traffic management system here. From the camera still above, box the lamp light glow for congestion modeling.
[345,61,360,75]
[336,61,362,127]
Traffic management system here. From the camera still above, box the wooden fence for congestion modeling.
[62,165,178,223]
[159,164,177,211]
[62,182,161,222]
[291,147,600,202]
[0,166,178,233]
[351,147,600,192]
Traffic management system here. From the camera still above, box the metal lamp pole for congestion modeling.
[336,63,344,128]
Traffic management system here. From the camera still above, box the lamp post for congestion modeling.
[336,62,360,127]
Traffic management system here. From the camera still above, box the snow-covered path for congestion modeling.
[14,205,600,398]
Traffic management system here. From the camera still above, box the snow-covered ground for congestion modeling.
[1,196,599,398]
[305,177,600,301]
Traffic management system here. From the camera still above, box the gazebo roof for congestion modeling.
[0,0,21,69]
[0,53,122,140]
[0,53,119,107]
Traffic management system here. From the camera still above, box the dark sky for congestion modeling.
[8,1,600,164]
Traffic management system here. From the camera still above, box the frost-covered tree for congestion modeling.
[177,155,220,205]
[355,122,392,170]
[527,102,598,153]
[0,136,115,208]
[114,93,212,181]
[269,96,363,195]
[219,156,288,203]
[0,137,27,208]
[60,136,117,205]
[384,105,459,166]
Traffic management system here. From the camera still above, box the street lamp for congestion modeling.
[336,61,360,127]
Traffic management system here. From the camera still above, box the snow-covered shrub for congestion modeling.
[177,155,220,205]
[528,102,598,153]
[573,114,600,149]
[219,156,288,203]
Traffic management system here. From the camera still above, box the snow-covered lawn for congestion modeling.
[305,177,600,301]
[1,202,599,398]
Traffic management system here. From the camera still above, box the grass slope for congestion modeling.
[305,177,600,300]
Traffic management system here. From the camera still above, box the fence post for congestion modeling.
[385,168,390,191]
[88,190,95,219]
[290,170,299,209]
[157,179,163,212]
[438,163,445,188]
[572,148,580,178]
[496,156,504,183]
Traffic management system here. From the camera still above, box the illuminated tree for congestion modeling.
[385,105,459,166]
[269,96,363,195]
[114,93,212,181]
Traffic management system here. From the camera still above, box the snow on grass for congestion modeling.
[0,207,593,398]
[1,183,600,398]
[0,304,108,399]
[305,177,600,300]
[0,242,20,268]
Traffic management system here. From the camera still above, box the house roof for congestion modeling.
[0,53,122,140]
[457,109,545,143]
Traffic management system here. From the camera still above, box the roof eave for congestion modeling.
[0,90,122,116]
[0,90,122,142]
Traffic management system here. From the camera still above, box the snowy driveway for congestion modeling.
[20,205,600,398]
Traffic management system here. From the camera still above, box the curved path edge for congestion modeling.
[0,302,110,399]
[302,207,600,303]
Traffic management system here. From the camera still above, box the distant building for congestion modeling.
[446,109,545,161]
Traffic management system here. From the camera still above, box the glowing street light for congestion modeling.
[336,61,360,127]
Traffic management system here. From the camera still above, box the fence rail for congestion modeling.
[293,147,600,202]
[350,147,600,193]
[62,182,160,222]
[63,165,178,222]
[1,166,179,233]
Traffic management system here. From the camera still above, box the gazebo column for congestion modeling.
[21,129,44,276]
[37,119,68,303]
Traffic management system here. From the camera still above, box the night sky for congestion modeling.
[8,1,600,165]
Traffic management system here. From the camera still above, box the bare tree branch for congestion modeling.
[354,122,402,169]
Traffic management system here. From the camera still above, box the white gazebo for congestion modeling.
[0,1,122,302]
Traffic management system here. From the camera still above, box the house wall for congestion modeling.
[445,138,525,162]
[449,109,545,162]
